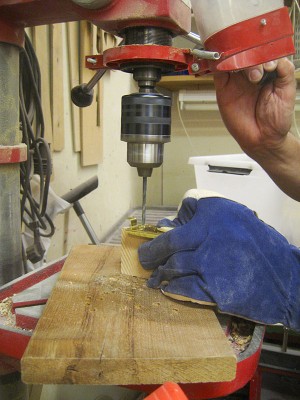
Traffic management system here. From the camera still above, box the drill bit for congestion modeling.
[142,176,147,225]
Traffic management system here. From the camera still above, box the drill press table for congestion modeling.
[21,245,236,385]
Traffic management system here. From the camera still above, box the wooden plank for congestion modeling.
[157,75,214,91]
[121,228,152,279]
[67,21,81,152]
[21,245,236,385]
[32,25,53,145]
[50,23,65,151]
[79,21,103,166]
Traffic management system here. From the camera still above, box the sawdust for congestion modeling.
[0,297,16,327]
[95,274,147,294]
[228,317,254,354]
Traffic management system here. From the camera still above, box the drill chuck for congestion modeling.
[121,92,172,177]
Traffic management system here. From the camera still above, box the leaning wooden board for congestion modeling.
[21,245,236,385]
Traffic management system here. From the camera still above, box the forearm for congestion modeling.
[245,132,300,201]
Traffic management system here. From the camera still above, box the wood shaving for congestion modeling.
[0,297,16,327]
[228,317,254,354]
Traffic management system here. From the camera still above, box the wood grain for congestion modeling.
[21,245,236,385]
[79,21,103,166]
[121,228,152,279]
[32,25,53,146]
[67,21,81,152]
[50,23,65,151]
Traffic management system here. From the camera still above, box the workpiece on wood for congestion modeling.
[22,245,236,385]
[121,228,152,279]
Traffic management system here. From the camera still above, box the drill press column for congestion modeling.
[0,43,24,285]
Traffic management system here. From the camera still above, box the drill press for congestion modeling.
[120,27,174,224]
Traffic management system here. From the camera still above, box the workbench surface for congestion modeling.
[21,245,236,385]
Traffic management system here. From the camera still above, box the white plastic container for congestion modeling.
[191,0,283,41]
[189,153,300,246]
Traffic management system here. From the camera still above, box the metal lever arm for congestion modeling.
[71,68,106,107]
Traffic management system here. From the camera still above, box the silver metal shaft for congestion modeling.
[185,32,202,46]
[142,177,147,225]
[191,48,221,60]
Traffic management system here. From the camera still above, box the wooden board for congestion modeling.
[157,75,214,91]
[121,228,152,279]
[21,245,236,385]
[79,21,103,166]
[50,23,65,151]
[67,21,81,152]
[32,25,53,146]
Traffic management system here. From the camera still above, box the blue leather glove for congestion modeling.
[138,197,300,331]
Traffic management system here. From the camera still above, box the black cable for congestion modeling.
[19,32,55,266]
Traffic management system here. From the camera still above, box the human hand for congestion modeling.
[138,196,300,331]
[214,58,296,157]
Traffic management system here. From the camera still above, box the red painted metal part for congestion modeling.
[86,46,194,72]
[12,298,47,310]
[144,382,188,400]
[0,258,64,302]
[85,6,295,78]
[202,7,295,73]
[0,0,191,46]
[15,313,39,330]
[0,258,65,375]
[0,327,31,360]
[0,144,27,164]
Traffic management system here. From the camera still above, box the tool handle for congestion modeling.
[61,176,98,204]
[71,69,106,107]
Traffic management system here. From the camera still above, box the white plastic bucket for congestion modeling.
[191,0,283,41]
[189,153,300,246]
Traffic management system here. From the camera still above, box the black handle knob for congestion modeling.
[71,84,94,107]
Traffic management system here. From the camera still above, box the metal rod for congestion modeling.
[191,48,221,60]
[142,177,147,225]
[84,68,107,92]
[185,32,202,46]
[73,201,101,245]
